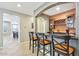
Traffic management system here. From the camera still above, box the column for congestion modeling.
[76,2,79,55]
[0,10,3,47]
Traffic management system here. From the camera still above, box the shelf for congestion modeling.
[54,23,66,26]
[68,28,75,29]
[54,19,66,26]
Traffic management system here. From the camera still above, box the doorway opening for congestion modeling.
[3,13,20,48]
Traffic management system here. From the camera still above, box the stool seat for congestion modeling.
[40,39,51,45]
[32,37,38,41]
[45,34,49,36]
[55,44,75,54]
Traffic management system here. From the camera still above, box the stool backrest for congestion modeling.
[51,34,71,55]
[36,33,45,44]
[29,32,34,40]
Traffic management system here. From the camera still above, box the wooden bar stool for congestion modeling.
[29,32,38,53]
[51,35,75,56]
[36,33,52,56]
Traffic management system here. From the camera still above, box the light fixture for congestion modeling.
[50,24,53,25]
[17,4,21,7]
[56,6,60,11]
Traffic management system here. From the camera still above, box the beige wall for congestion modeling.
[0,8,34,47]
[20,16,35,42]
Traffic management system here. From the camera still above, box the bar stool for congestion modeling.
[29,32,38,53]
[45,32,51,39]
[36,33,52,56]
[51,35,75,56]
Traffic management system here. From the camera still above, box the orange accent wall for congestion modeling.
[49,9,76,33]
[50,9,75,20]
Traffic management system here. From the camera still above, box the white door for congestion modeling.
[37,17,45,33]
[3,21,11,35]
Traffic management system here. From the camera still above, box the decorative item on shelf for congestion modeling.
[50,23,53,28]
[66,16,74,28]
[49,23,53,32]
[66,28,69,36]
[49,20,55,32]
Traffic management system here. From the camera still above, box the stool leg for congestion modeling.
[35,41,37,47]
[32,40,34,53]
[37,43,40,56]
[50,43,52,56]
[46,36,47,39]
[58,53,60,56]
[72,52,75,56]
[43,45,45,56]
[53,49,55,56]
[29,39,31,50]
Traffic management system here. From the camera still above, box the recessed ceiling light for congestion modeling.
[17,4,21,7]
[56,6,60,11]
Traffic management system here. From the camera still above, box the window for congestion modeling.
[3,21,10,32]
[12,24,18,32]
[67,16,74,28]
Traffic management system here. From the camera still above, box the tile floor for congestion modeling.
[0,34,38,56]
[0,34,63,56]
[0,41,38,56]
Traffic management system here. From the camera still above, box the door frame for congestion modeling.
[3,13,21,43]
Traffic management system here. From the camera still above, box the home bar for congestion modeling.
[29,2,78,56]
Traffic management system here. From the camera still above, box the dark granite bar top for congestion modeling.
[52,32,78,40]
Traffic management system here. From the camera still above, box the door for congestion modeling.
[37,17,45,33]
[3,21,11,35]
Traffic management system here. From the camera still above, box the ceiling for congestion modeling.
[0,2,76,16]
[0,2,45,16]
[43,3,76,16]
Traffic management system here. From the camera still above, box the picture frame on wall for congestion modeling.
[32,23,34,29]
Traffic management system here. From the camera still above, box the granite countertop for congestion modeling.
[53,33,78,40]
